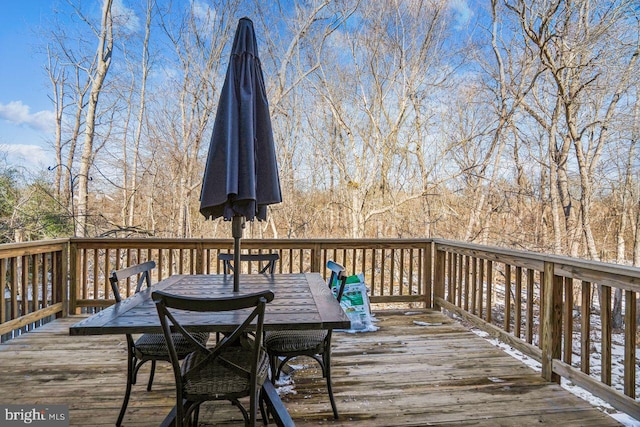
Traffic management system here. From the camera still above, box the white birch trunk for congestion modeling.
[76,0,113,237]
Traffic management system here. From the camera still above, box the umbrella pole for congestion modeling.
[232,215,245,292]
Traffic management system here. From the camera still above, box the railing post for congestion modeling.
[600,285,612,386]
[541,261,561,383]
[195,242,204,275]
[434,246,445,310]
[310,243,322,272]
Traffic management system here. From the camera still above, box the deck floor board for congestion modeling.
[0,310,621,426]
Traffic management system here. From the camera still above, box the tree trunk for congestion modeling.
[46,51,65,199]
[127,0,153,230]
[76,0,113,237]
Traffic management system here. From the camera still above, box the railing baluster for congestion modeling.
[504,263,511,333]
[92,249,99,302]
[10,258,17,321]
[126,249,132,296]
[21,256,28,319]
[580,280,591,374]
[371,249,377,296]
[515,266,522,338]
[526,269,534,344]
[380,249,386,296]
[600,285,612,386]
[624,290,636,398]
[478,258,484,318]
[0,260,6,324]
[470,257,477,315]
[390,249,396,296]
[456,253,462,307]
[486,260,493,323]
[399,249,404,296]
[446,252,452,303]
[31,254,38,315]
[55,249,65,317]
[463,255,469,311]
[424,243,432,307]
[563,277,573,366]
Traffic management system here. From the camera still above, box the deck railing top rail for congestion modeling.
[0,238,68,258]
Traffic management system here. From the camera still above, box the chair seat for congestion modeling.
[135,332,210,358]
[264,329,327,353]
[264,261,347,420]
[181,347,269,399]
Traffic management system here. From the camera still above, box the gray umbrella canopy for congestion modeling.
[200,17,282,290]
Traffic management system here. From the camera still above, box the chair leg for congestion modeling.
[192,404,200,427]
[146,360,156,391]
[250,386,258,427]
[180,401,197,427]
[269,355,279,381]
[116,353,135,426]
[259,390,269,425]
[326,370,338,419]
[231,398,250,426]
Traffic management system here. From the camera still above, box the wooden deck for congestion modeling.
[0,310,621,426]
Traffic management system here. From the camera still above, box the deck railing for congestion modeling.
[67,238,432,311]
[0,239,68,341]
[432,239,639,420]
[0,237,638,419]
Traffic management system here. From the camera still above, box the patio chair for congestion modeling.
[152,289,275,427]
[215,252,280,341]
[109,261,209,427]
[264,260,348,419]
[218,253,280,274]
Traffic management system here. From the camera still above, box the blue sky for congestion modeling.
[0,2,56,175]
[0,0,475,177]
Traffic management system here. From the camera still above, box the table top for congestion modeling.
[69,273,351,335]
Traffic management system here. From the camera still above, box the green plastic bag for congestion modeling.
[332,273,377,332]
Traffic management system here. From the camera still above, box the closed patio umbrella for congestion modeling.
[200,17,282,292]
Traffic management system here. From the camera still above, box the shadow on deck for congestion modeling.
[0,310,621,426]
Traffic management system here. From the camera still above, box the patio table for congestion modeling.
[70,273,350,334]
[69,273,350,426]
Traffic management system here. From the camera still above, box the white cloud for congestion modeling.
[0,101,55,133]
[192,0,214,21]
[449,0,473,30]
[190,0,217,33]
[1,144,53,173]
[112,0,140,34]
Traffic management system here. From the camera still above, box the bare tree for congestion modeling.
[306,0,462,238]
[506,0,640,258]
[447,0,541,245]
[44,50,70,213]
[111,0,155,233]
[74,0,114,237]
[248,0,359,238]
[147,1,240,237]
